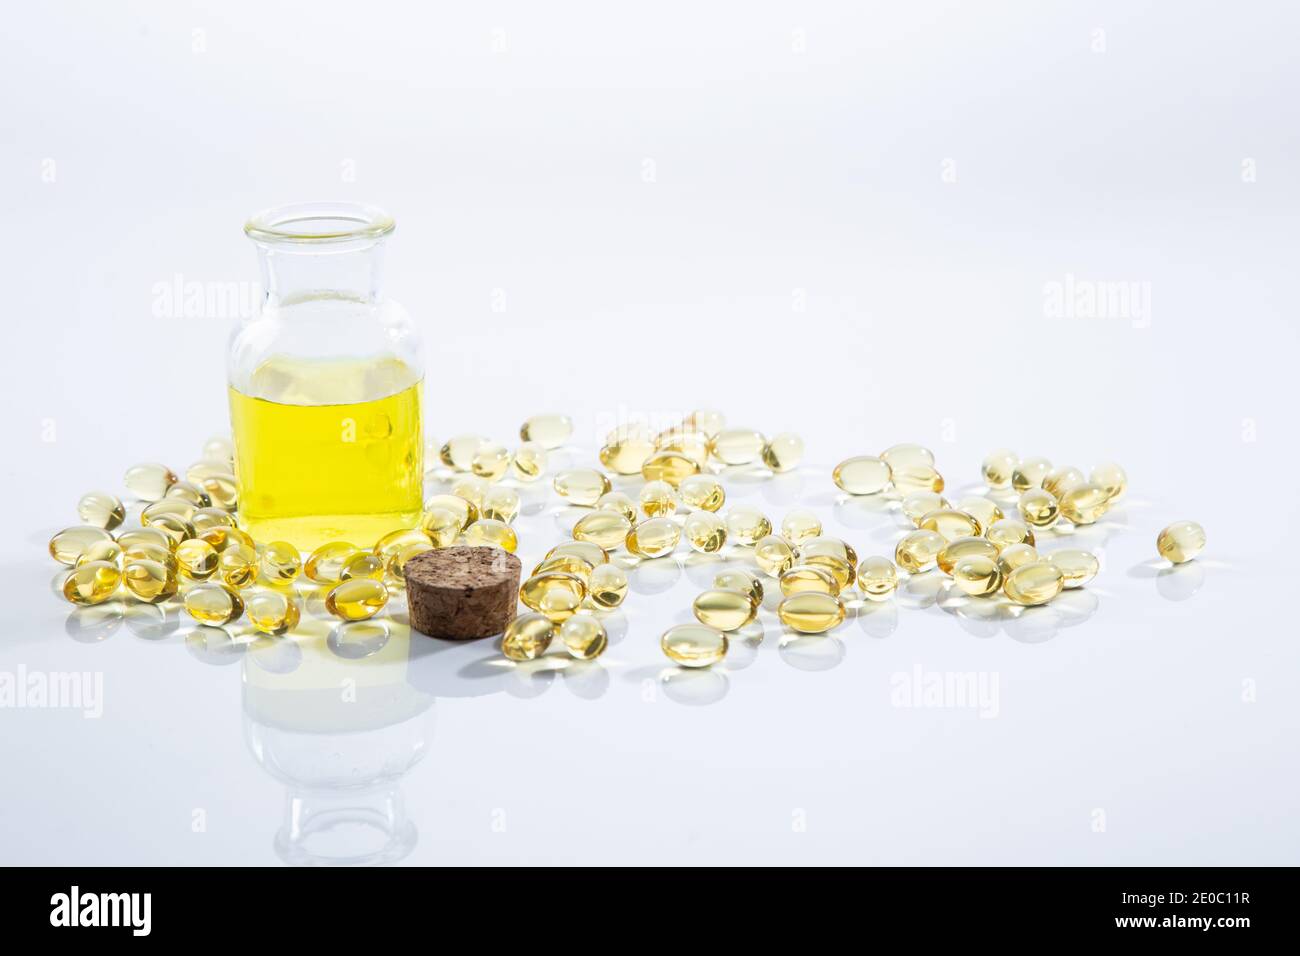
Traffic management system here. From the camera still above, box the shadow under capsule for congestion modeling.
[64,601,126,643]
[659,666,730,706]
[778,631,846,672]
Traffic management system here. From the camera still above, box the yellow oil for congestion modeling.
[229,356,423,551]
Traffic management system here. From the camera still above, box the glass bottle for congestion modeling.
[229,202,423,552]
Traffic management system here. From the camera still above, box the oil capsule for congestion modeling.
[996,543,1040,577]
[197,472,239,511]
[165,480,212,508]
[625,517,681,558]
[191,507,235,535]
[693,589,758,631]
[754,535,795,577]
[685,409,725,437]
[778,592,845,634]
[77,492,126,531]
[1157,521,1206,564]
[654,429,710,467]
[952,555,1002,597]
[1091,461,1128,501]
[901,492,949,526]
[176,539,220,580]
[661,623,728,667]
[954,496,1002,535]
[420,506,464,548]
[61,560,121,605]
[1011,457,1052,492]
[219,543,259,589]
[471,442,511,482]
[1046,549,1100,588]
[1018,489,1060,530]
[147,514,195,546]
[599,434,656,475]
[880,443,934,472]
[641,450,701,487]
[450,474,488,507]
[184,582,244,625]
[553,468,611,506]
[246,589,301,636]
[895,529,946,573]
[463,518,519,553]
[683,512,728,553]
[761,433,805,473]
[519,571,587,623]
[142,498,197,526]
[639,480,679,518]
[1058,484,1110,526]
[186,459,232,486]
[439,434,486,471]
[725,506,772,546]
[123,559,178,603]
[559,614,608,660]
[305,542,361,583]
[918,509,981,542]
[832,456,891,495]
[985,518,1035,551]
[511,441,548,481]
[937,536,1000,575]
[121,543,178,574]
[891,465,945,495]
[981,449,1018,489]
[715,569,763,607]
[1003,560,1065,606]
[798,536,858,568]
[371,528,433,563]
[856,557,898,601]
[49,526,114,566]
[533,554,594,582]
[709,428,766,466]
[780,509,822,545]
[573,510,633,550]
[124,462,178,501]
[77,539,124,568]
[325,578,390,621]
[596,491,639,526]
[547,540,608,567]
[502,612,556,661]
[481,486,521,524]
[780,563,840,597]
[800,554,854,591]
[116,527,175,554]
[423,493,477,531]
[386,542,433,585]
[341,552,387,581]
[197,524,254,555]
[587,562,629,609]
[678,474,726,512]
[1043,466,1086,500]
[519,414,573,450]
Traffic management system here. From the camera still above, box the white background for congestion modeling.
[0,0,1296,865]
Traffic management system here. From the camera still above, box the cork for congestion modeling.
[404,546,522,640]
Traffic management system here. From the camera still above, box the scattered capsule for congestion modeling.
[937,536,1000,575]
[1011,457,1052,492]
[678,474,726,512]
[165,480,212,508]
[1004,560,1065,606]
[626,517,681,558]
[439,434,486,471]
[547,540,608,567]
[683,512,728,553]
[219,543,259,589]
[553,468,611,506]
[450,474,488,507]
[198,526,255,554]
[186,459,233,486]
[122,559,178,603]
[116,527,175,553]
[124,462,178,501]
[62,560,121,605]
[142,498,197,527]
[1043,466,1086,500]
[985,518,1036,551]
[832,456,891,495]
[77,492,126,531]
[856,557,898,601]
[800,553,855,590]
[1058,484,1110,526]
[709,428,766,466]
[778,592,846,634]
[754,535,795,577]
[797,536,858,569]
[1091,462,1128,502]
[184,582,244,625]
[780,509,822,545]
[599,434,656,475]
[49,526,113,566]
[423,493,476,530]
[661,623,728,667]
[596,491,639,526]
[780,563,840,597]
[176,538,220,580]
[587,562,629,609]
[685,410,725,437]
[880,443,934,472]
[573,510,633,550]
[305,542,361,584]
[954,496,1002,535]
[715,569,763,607]
[386,542,433,584]
[895,529,947,573]
[191,507,236,534]
[1018,489,1060,530]
[519,414,573,449]
[503,612,556,661]
[559,615,608,660]
[519,572,587,623]
[325,578,390,621]
[761,433,804,473]
[534,554,594,582]
[471,442,511,482]
[341,552,387,581]
[77,539,124,568]
[639,480,679,518]
[511,441,548,481]
[952,555,1003,597]
[147,514,194,545]
[246,589,301,636]
[1157,521,1206,564]
[481,486,521,524]
[891,465,945,495]
[901,491,949,526]
[463,518,518,553]
[996,543,1040,577]
[918,509,981,542]
[981,449,1018,489]
[693,589,758,631]
[654,429,710,467]
[725,506,772,546]
[641,450,701,487]
[420,506,464,548]
[197,472,239,511]
[1046,549,1100,588]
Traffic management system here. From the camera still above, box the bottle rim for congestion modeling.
[245,201,395,245]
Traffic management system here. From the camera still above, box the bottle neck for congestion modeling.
[256,239,386,308]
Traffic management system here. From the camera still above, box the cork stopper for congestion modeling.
[403,546,522,640]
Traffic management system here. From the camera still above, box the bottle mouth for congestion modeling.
[245,201,395,245]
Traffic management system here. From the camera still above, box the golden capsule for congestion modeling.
[588,562,629,609]
[198,525,255,554]
[387,542,432,584]
[420,506,464,548]
[1011,457,1052,492]
[678,474,726,512]
[341,552,387,581]
[147,514,195,545]
[49,526,114,566]
[996,543,1040,577]
[463,518,518,553]
[639,480,679,518]
[693,589,758,631]
[176,538,220,580]
[1157,521,1206,564]
[1046,549,1100,588]
[715,569,763,606]
[1043,466,1086,500]
[186,459,232,485]
[1018,489,1060,530]
[985,518,1036,551]
[709,428,766,466]
[559,614,608,660]
[370,529,431,563]
[626,517,681,558]
[124,462,178,501]
[798,535,857,567]
[880,443,934,472]
[680,512,726,553]
[511,441,548,481]
[165,480,212,508]
[77,539,124,568]
[901,491,949,526]
[1058,484,1110,526]
[439,434,486,471]
[573,510,633,549]
[197,472,239,511]
[661,623,728,668]
[891,465,945,495]
[685,409,725,437]
[918,509,981,542]
[778,592,845,634]
[1091,461,1128,501]
[325,578,390,621]
[654,429,710,467]
[780,509,822,545]
[547,540,608,567]
[856,557,898,601]
[761,433,805,473]
[519,571,587,623]
[122,559,178,604]
[895,529,946,573]
[519,414,573,450]
[780,563,840,597]
[725,506,771,546]
[77,491,126,531]
[121,543,178,576]
[952,555,1003,597]
[142,497,197,526]
[596,491,639,526]
[754,534,795,577]
[449,474,488,508]
[116,527,175,553]
[246,589,301,635]
[191,507,236,535]
[801,553,855,590]
[184,582,244,625]
[305,541,361,583]
[641,450,701,487]
[481,486,521,524]
[423,493,477,530]
[954,496,1002,535]
[600,434,656,475]
[471,442,511,481]
[553,468,611,506]
[530,557,591,586]
[832,456,891,495]
[62,560,122,606]
[219,543,259,589]
[937,536,1000,575]
[981,449,1018,489]
[1004,560,1065,606]
[503,612,556,661]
